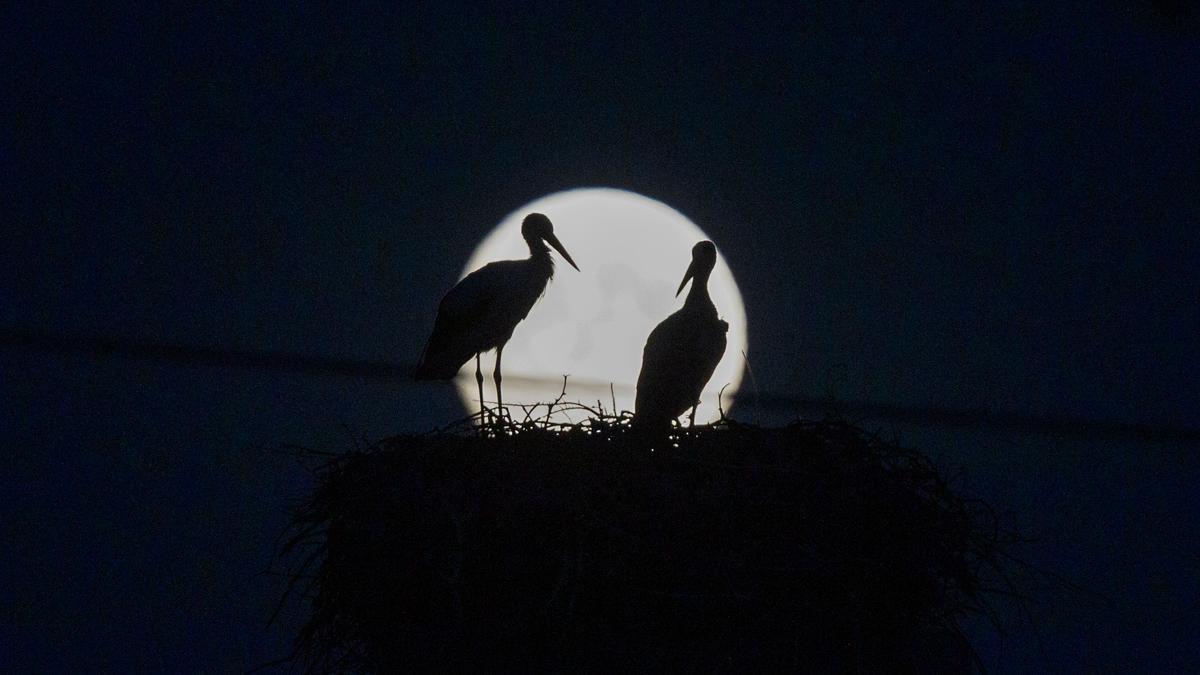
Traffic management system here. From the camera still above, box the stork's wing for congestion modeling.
[414,267,495,379]
[635,313,728,421]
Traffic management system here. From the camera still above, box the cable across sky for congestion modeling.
[3,326,1195,444]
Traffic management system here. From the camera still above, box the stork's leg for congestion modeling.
[688,404,697,428]
[493,343,504,427]
[475,352,486,426]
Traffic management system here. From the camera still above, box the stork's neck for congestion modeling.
[525,235,550,257]
[524,236,555,275]
[684,269,715,314]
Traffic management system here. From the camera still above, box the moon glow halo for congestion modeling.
[456,188,748,424]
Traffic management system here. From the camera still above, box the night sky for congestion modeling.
[4,2,1199,672]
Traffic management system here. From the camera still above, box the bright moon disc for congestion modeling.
[456,188,748,423]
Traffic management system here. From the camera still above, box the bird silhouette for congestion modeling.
[414,213,579,423]
[634,240,728,430]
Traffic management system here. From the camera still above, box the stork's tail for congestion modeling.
[412,355,463,380]
[413,341,472,380]
[630,407,676,436]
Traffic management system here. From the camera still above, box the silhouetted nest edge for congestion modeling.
[269,408,1024,673]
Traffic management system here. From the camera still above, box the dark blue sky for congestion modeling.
[3,2,1198,671]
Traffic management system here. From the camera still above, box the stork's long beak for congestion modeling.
[675,258,696,297]
[545,232,580,271]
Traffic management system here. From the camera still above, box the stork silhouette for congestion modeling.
[634,240,728,430]
[414,213,579,423]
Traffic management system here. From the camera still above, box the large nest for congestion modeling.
[275,409,1019,673]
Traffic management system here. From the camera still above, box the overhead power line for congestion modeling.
[2,326,1196,444]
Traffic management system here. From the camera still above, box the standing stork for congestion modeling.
[414,213,579,423]
[634,240,728,430]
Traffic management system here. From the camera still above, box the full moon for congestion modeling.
[456,188,748,423]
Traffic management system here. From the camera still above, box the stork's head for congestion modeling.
[677,240,718,297]
[521,213,580,271]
